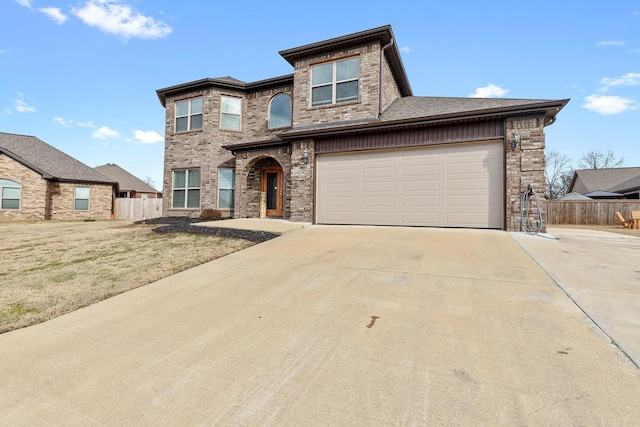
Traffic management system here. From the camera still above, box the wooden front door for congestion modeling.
[262,168,283,217]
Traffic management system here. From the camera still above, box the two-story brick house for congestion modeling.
[157,25,568,230]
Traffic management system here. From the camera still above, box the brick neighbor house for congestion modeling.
[0,132,116,220]
[94,163,162,199]
[156,25,568,230]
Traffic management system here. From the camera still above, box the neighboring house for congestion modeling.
[558,191,592,201]
[0,132,116,220]
[569,167,640,199]
[156,25,569,230]
[94,163,162,199]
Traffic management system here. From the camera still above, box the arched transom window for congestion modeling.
[268,93,292,129]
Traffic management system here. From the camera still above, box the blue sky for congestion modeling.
[2,0,639,190]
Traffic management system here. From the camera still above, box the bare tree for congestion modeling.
[141,176,156,189]
[545,150,573,199]
[578,149,624,169]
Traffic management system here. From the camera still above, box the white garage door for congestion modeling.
[316,141,503,228]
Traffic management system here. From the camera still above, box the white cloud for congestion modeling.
[14,0,32,8]
[72,0,172,40]
[599,72,640,92]
[595,40,624,47]
[468,84,509,98]
[132,130,163,144]
[52,116,73,126]
[400,46,412,53]
[0,49,7,54]
[15,100,35,113]
[92,126,121,139]
[582,94,637,114]
[38,7,68,25]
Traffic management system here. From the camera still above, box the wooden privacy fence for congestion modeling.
[114,198,163,221]
[547,200,640,226]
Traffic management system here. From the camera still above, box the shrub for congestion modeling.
[199,209,223,221]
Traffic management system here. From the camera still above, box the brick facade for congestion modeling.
[0,153,48,220]
[158,26,564,229]
[506,117,547,232]
[47,182,114,220]
[1,153,113,221]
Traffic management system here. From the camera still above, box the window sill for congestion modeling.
[172,129,203,136]
[309,99,360,110]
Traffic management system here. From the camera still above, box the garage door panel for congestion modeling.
[327,168,357,179]
[402,180,439,191]
[402,195,439,207]
[362,211,396,223]
[363,181,394,192]
[447,195,489,207]
[327,212,357,222]
[316,142,503,228]
[363,196,396,207]
[447,178,489,191]
[327,197,356,207]
[327,182,357,193]
[363,166,396,178]
[403,164,439,176]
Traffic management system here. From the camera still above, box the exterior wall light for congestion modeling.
[512,130,521,151]
[302,149,309,164]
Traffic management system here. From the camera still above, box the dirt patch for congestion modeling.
[0,219,270,333]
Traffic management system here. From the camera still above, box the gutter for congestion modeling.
[379,37,394,118]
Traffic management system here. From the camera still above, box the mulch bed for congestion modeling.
[135,217,279,243]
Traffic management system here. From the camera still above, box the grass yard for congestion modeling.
[0,220,255,333]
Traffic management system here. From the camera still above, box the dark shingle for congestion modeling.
[0,132,115,184]
[94,163,158,193]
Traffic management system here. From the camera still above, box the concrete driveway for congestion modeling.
[1,225,639,426]
[512,227,640,368]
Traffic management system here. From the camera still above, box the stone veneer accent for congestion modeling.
[505,117,547,232]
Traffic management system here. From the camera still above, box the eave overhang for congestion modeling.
[278,99,569,140]
[279,25,412,97]
[156,74,294,107]
[222,139,289,154]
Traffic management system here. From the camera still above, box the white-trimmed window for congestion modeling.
[311,57,360,106]
[268,93,292,129]
[221,96,242,131]
[172,169,200,209]
[175,98,203,132]
[218,168,235,209]
[0,179,21,210]
[74,186,90,211]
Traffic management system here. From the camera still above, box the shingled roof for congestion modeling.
[0,132,115,185]
[569,167,640,194]
[94,163,159,193]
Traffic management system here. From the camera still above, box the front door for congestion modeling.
[262,168,283,217]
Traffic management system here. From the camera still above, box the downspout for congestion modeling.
[378,37,394,118]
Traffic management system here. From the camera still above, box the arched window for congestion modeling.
[0,179,21,210]
[268,93,292,129]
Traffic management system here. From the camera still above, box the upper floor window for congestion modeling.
[221,96,242,131]
[0,179,21,210]
[172,168,200,209]
[268,93,292,129]
[175,98,203,132]
[311,57,360,106]
[74,186,90,211]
